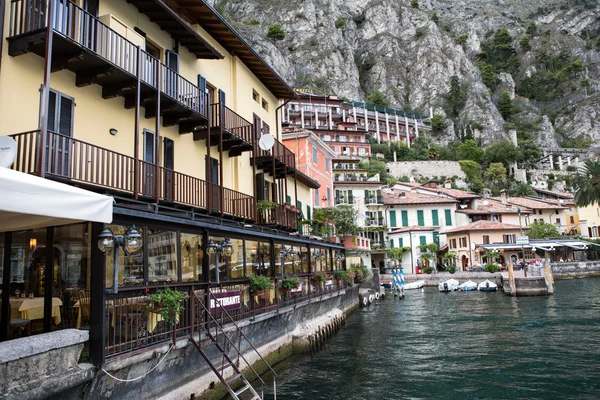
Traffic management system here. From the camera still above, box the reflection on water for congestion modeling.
[270,278,600,400]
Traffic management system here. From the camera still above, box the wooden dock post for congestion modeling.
[544,259,555,295]
[508,261,517,297]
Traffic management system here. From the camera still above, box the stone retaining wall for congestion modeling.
[383,272,503,287]
[552,261,600,278]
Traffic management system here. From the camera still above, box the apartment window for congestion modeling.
[450,239,457,249]
[459,237,467,248]
[389,211,397,228]
[390,239,394,249]
[417,210,424,226]
[263,122,270,135]
[538,210,542,215]
[325,156,330,172]
[503,234,516,244]
[327,187,331,207]
[47,89,74,137]
[252,90,259,103]
[315,188,320,206]
[445,209,453,226]
[482,235,490,245]
[312,146,318,165]
[556,218,561,225]
[323,135,331,142]
[432,210,439,226]
[419,236,427,246]
[262,99,269,111]
[570,216,575,224]
[339,135,347,142]
[358,148,366,156]
[401,210,408,227]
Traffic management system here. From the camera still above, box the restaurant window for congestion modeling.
[53,223,91,331]
[246,241,271,277]
[180,233,203,282]
[227,238,244,280]
[147,229,178,284]
[311,247,321,272]
[208,236,226,282]
[105,224,144,289]
[482,235,490,245]
[325,249,332,271]
[300,246,310,273]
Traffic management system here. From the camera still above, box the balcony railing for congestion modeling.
[10,130,255,221]
[253,136,295,175]
[258,204,298,231]
[210,103,253,146]
[335,197,354,205]
[366,196,384,204]
[9,0,208,119]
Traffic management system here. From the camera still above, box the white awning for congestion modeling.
[0,167,113,232]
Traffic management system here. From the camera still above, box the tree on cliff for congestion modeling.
[573,159,600,207]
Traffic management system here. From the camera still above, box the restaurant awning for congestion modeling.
[0,167,113,232]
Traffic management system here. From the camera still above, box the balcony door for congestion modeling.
[206,157,220,212]
[163,138,175,202]
[45,90,73,178]
[165,50,179,100]
[142,130,155,197]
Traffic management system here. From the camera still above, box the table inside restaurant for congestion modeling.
[9,297,63,325]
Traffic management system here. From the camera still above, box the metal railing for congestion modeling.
[210,103,253,146]
[10,130,254,220]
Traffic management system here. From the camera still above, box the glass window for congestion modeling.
[311,247,320,272]
[208,236,225,282]
[54,223,91,331]
[227,238,244,280]
[325,249,332,271]
[181,233,203,282]
[106,224,144,289]
[300,246,310,273]
[245,241,271,277]
[147,229,178,284]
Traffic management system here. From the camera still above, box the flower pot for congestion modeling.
[449,270,456,274]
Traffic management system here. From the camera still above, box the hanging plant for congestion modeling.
[147,288,188,326]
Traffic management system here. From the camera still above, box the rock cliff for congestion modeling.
[212,0,600,147]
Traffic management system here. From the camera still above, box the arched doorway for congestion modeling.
[461,255,468,270]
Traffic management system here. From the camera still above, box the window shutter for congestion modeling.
[166,50,179,72]
[419,236,427,246]
[389,239,394,249]
[432,210,439,226]
[389,211,397,228]
[286,195,291,204]
[417,210,424,226]
[307,205,311,220]
[198,75,207,93]
[445,209,453,226]
[433,231,440,247]
[218,89,226,104]
[401,210,408,227]
[399,238,403,247]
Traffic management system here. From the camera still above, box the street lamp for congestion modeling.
[279,247,299,278]
[97,225,143,294]
[206,238,234,284]
[336,253,346,270]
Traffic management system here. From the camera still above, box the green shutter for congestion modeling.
[433,231,440,247]
[445,209,452,226]
[389,239,394,248]
[432,210,439,226]
[419,236,427,245]
[417,210,424,226]
[307,205,311,220]
[297,201,303,234]
[287,195,291,204]
[399,238,403,247]
[401,210,408,226]
[389,211,397,228]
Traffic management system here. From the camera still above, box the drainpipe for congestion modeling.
[467,232,473,271]
[409,232,414,274]
[276,98,293,141]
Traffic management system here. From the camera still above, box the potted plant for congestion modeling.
[147,288,188,344]
[249,274,274,296]
[484,264,499,273]
[446,265,457,274]
[257,199,276,214]
[334,270,350,284]
[281,276,300,291]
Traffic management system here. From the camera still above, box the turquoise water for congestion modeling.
[270,278,600,400]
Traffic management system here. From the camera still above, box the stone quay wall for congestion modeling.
[552,261,600,278]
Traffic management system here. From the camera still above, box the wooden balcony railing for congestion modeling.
[259,204,298,231]
[10,130,254,221]
[253,136,295,171]
[9,0,207,118]
[210,103,253,145]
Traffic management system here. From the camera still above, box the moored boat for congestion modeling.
[439,279,459,292]
[458,280,478,291]
[380,280,392,288]
[404,279,425,290]
[478,280,498,292]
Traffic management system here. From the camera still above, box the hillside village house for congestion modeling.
[0,0,345,381]
[387,226,438,274]
[445,221,526,270]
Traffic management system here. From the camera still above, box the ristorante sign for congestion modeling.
[210,291,241,314]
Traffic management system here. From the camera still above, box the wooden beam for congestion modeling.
[75,66,114,87]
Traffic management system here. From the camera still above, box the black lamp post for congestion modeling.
[279,247,299,279]
[206,238,234,285]
[97,225,143,294]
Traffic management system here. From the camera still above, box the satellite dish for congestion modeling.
[0,136,17,168]
[258,134,275,151]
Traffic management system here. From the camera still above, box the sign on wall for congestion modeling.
[209,291,241,314]
[516,236,529,245]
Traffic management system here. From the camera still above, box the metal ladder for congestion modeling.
[189,290,277,400]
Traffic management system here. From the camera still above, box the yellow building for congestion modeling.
[0,0,345,365]
[445,220,526,270]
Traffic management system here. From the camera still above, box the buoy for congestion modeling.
[458,288,462,292]
[375,292,380,300]
[362,296,368,306]
[368,294,374,304]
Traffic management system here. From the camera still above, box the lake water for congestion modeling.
[269,278,600,400]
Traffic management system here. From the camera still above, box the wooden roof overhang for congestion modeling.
[126,0,223,59]
[173,0,295,99]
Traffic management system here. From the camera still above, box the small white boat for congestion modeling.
[458,280,477,291]
[404,279,425,290]
[438,279,459,292]
[478,280,498,292]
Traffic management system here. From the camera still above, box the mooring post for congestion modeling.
[508,261,517,297]
[544,259,555,295]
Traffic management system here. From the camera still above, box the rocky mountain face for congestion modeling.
[212,0,600,148]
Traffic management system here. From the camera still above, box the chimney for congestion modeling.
[473,199,478,210]
[500,189,508,205]
[444,180,452,189]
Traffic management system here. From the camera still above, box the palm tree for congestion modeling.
[573,159,600,207]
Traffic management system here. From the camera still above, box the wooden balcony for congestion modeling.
[258,204,298,231]
[10,130,256,221]
[7,0,208,133]
[252,137,295,179]
[193,104,253,157]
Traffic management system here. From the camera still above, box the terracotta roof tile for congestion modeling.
[491,196,567,210]
[456,198,532,214]
[383,190,458,205]
[389,226,437,234]
[444,220,526,234]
